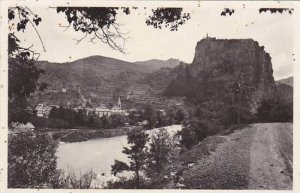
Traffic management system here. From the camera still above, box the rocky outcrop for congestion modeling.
[164,37,276,112]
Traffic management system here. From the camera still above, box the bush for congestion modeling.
[146,129,175,177]
[256,99,293,122]
[105,176,148,189]
[178,100,253,149]
[8,132,60,188]
[30,116,70,129]
[179,118,220,149]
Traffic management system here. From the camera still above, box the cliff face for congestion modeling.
[164,38,276,112]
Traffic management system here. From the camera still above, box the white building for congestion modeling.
[84,97,126,117]
[35,104,57,118]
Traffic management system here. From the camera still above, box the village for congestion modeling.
[35,96,127,119]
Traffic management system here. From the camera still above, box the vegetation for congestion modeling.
[146,129,180,178]
[8,132,59,188]
[109,128,180,189]
[7,5,294,190]
[256,99,293,122]
[111,128,149,188]
[224,72,254,124]
[7,5,190,189]
[178,100,253,149]
[55,170,97,189]
[30,105,185,131]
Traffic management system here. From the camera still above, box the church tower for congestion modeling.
[117,96,122,110]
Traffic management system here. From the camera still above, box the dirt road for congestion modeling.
[182,123,293,189]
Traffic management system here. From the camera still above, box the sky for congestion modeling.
[12,1,296,80]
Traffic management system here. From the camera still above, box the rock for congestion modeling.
[164,38,276,113]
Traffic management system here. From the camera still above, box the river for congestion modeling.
[56,125,182,187]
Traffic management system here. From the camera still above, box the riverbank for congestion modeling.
[39,126,141,142]
[56,125,183,187]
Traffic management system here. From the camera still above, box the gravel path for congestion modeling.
[248,123,292,189]
[182,123,293,189]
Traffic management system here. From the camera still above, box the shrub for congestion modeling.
[30,116,70,129]
[105,176,147,189]
[256,99,293,122]
[111,128,149,188]
[8,132,59,188]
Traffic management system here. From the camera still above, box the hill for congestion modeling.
[134,58,181,71]
[276,77,293,87]
[275,77,293,104]
[31,56,184,109]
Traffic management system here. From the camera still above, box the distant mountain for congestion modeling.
[135,58,181,71]
[276,77,293,87]
[275,77,293,104]
[32,55,184,109]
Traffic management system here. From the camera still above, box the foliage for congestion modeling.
[109,128,181,188]
[129,105,186,129]
[224,72,254,124]
[105,176,147,189]
[146,129,176,177]
[142,104,158,128]
[8,132,59,188]
[8,6,191,124]
[48,169,97,189]
[256,99,293,122]
[57,7,190,51]
[179,118,209,149]
[57,7,130,52]
[111,128,149,188]
[45,107,129,129]
[64,170,97,189]
[7,6,192,189]
[34,104,183,130]
[178,100,252,149]
[111,160,130,176]
[146,8,191,31]
[8,7,47,124]
[174,107,186,124]
[30,116,70,129]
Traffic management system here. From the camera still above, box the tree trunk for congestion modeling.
[135,169,140,188]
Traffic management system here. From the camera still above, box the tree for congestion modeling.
[8,132,59,188]
[146,8,190,31]
[7,5,192,189]
[256,99,293,122]
[224,72,254,124]
[100,115,111,129]
[156,110,167,127]
[142,104,157,128]
[56,7,190,52]
[56,7,130,53]
[109,114,128,128]
[146,129,173,177]
[8,7,191,121]
[174,107,185,124]
[8,7,47,124]
[178,118,207,149]
[111,128,149,188]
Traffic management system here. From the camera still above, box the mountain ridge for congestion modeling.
[32,55,183,108]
